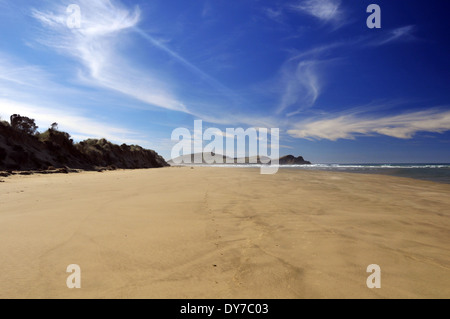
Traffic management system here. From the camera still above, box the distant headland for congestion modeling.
[168,152,311,166]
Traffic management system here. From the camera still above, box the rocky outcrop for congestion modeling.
[0,121,168,171]
[278,155,311,165]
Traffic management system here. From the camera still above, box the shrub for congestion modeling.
[10,114,39,135]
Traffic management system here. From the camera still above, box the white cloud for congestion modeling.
[31,0,188,113]
[288,108,450,140]
[276,60,320,115]
[291,0,344,26]
[371,25,417,46]
[0,48,277,139]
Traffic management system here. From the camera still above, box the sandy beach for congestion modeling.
[0,167,449,299]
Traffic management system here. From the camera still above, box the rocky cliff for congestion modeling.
[0,121,168,172]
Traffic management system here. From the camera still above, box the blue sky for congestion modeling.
[0,0,449,163]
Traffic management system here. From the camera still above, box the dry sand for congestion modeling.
[0,167,449,299]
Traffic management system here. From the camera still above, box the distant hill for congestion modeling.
[168,152,233,165]
[168,152,311,165]
[0,117,168,172]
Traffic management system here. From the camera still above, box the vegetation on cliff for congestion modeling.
[0,114,168,171]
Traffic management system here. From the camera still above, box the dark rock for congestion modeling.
[0,146,6,162]
[18,171,33,176]
[279,155,311,165]
[56,167,69,174]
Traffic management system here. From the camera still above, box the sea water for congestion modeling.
[182,163,450,184]
[283,163,450,184]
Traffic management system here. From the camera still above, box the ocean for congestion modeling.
[282,163,450,184]
[179,163,450,184]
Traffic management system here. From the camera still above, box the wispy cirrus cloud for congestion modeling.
[272,23,420,119]
[31,0,188,113]
[0,52,158,148]
[371,25,417,46]
[0,53,90,103]
[276,60,321,115]
[286,25,418,62]
[290,0,344,27]
[288,108,450,140]
[31,0,241,117]
[0,58,48,88]
[134,28,237,102]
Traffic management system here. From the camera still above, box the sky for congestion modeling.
[0,0,449,163]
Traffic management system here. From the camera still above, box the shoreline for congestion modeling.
[3,163,450,185]
[1,167,449,298]
[163,164,450,185]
